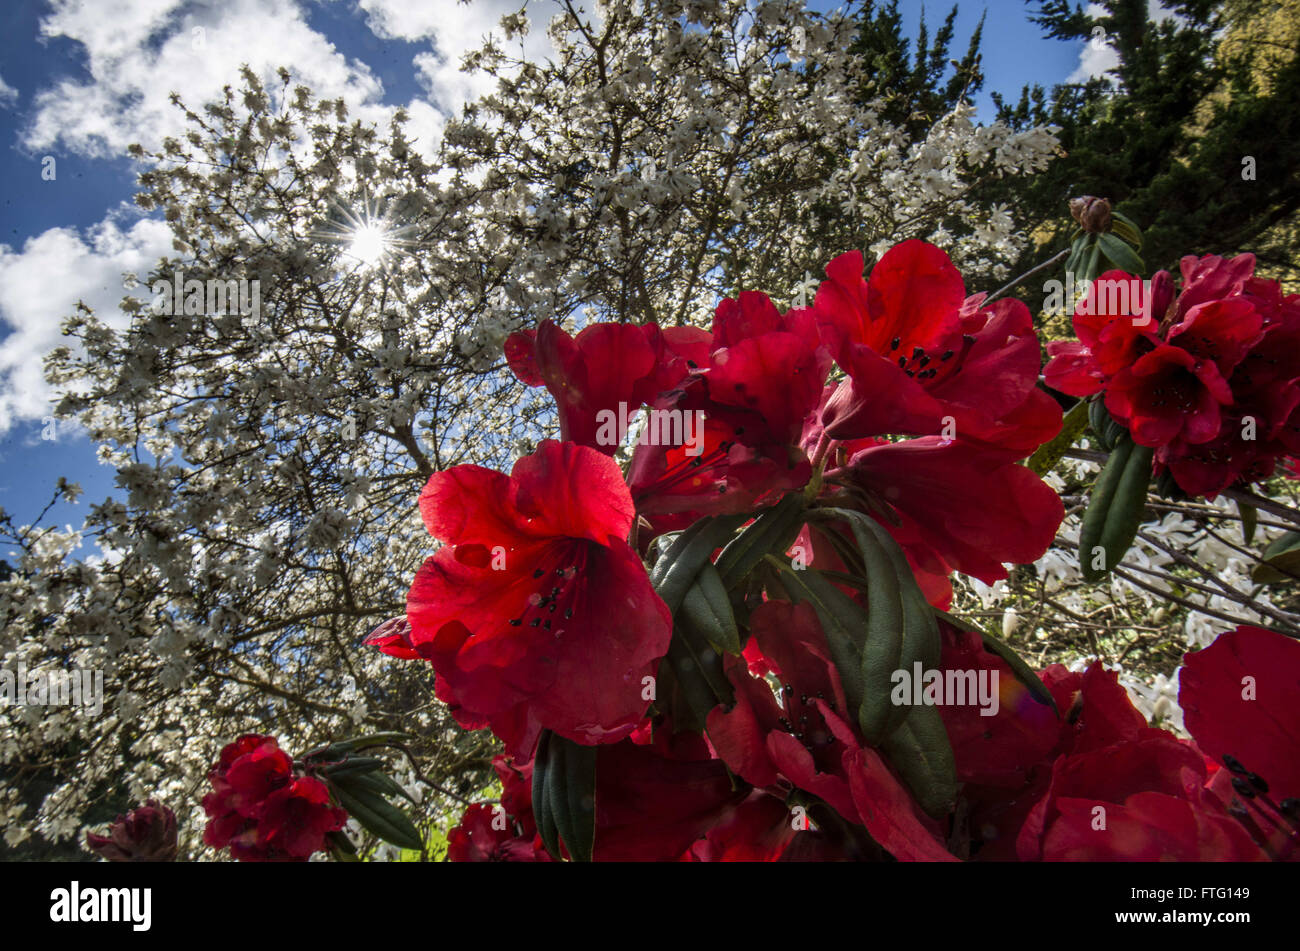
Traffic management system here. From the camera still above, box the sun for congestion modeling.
[346,222,392,269]
[309,196,420,274]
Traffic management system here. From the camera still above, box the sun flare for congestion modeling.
[346,222,391,269]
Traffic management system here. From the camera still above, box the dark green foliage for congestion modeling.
[990,0,1300,306]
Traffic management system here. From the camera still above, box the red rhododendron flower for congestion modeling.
[935,626,1060,791]
[1175,251,1258,317]
[256,777,350,859]
[1018,734,1265,861]
[447,803,552,862]
[1014,664,1268,862]
[814,242,1055,447]
[683,792,802,862]
[708,600,861,824]
[1043,269,1165,397]
[385,439,672,756]
[446,755,553,862]
[86,800,178,862]
[627,416,809,530]
[1181,626,1300,799]
[703,290,831,445]
[591,728,748,861]
[1046,252,1300,497]
[202,734,346,862]
[505,320,706,454]
[1104,343,1234,446]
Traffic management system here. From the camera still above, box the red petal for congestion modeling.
[844,747,958,861]
[1181,626,1300,800]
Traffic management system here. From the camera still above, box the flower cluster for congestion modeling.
[374,239,1300,862]
[201,734,347,862]
[1045,253,1300,497]
[358,243,1036,859]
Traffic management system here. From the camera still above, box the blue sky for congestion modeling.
[0,0,1085,538]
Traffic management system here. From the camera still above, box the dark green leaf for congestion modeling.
[714,493,807,590]
[679,561,741,654]
[1252,531,1300,585]
[878,705,958,820]
[1097,232,1144,275]
[330,780,425,852]
[531,731,597,861]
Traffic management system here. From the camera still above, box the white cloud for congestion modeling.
[23,0,387,158]
[1068,1,1180,84]
[1148,0,1179,25]
[15,0,564,169]
[0,74,17,107]
[0,215,174,430]
[1067,39,1120,83]
[1068,4,1120,83]
[361,0,558,115]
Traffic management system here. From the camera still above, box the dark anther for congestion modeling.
[1231,776,1257,799]
[1248,772,1269,794]
[530,618,541,627]
[544,620,552,631]
[548,603,556,612]
[509,619,522,626]
[687,360,698,368]
[898,356,907,368]
[940,350,954,361]
[912,346,924,359]
[533,569,544,578]
[1222,754,1247,775]
[1279,798,1299,817]
[564,608,573,619]
[890,337,900,351]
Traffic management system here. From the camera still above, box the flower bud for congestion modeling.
[1069,196,1112,234]
[86,799,178,862]
[1147,270,1175,328]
